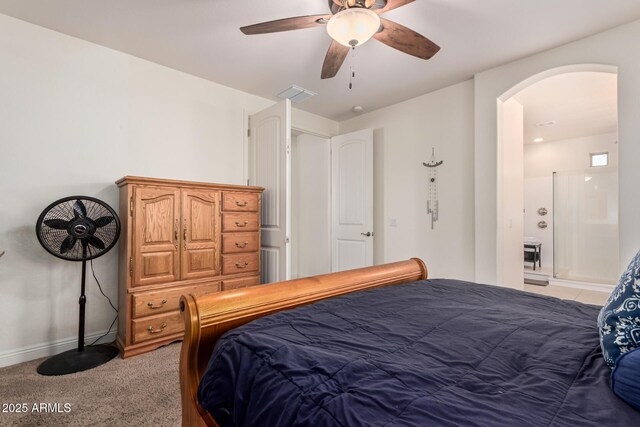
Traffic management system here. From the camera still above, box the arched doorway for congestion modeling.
[496,64,618,289]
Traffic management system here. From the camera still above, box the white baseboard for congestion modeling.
[0,330,118,369]
[548,277,615,293]
[524,271,550,281]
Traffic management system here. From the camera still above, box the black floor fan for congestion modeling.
[35,196,121,376]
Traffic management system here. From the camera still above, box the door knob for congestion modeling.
[361,232,373,237]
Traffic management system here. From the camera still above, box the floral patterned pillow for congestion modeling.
[598,250,640,368]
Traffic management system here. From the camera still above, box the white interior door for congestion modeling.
[331,128,374,272]
[249,100,291,283]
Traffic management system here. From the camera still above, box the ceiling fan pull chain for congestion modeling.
[349,48,357,90]
[349,67,356,89]
[349,66,355,89]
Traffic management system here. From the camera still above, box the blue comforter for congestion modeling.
[198,279,640,426]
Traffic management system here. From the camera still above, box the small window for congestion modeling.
[590,152,608,167]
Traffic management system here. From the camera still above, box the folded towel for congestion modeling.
[524,237,541,245]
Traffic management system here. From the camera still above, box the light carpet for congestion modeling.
[0,343,181,426]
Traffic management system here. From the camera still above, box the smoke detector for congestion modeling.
[352,105,364,113]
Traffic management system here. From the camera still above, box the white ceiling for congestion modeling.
[513,72,618,144]
[1,0,639,121]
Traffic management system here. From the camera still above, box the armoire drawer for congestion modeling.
[132,311,184,344]
[132,282,221,318]
[222,232,259,254]
[222,213,259,232]
[223,192,259,212]
[222,253,259,275]
[222,275,260,291]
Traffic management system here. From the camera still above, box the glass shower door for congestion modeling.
[553,169,619,284]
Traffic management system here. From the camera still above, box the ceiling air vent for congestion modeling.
[277,85,317,103]
[536,120,557,127]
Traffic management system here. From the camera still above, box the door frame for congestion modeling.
[243,114,375,276]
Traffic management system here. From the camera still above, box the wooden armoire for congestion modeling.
[115,176,264,357]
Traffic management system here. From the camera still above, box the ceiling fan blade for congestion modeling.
[73,199,87,219]
[375,0,415,14]
[321,40,350,79]
[60,235,77,254]
[86,235,106,250]
[92,216,114,228]
[374,18,440,60]
[240,15,331,35]
[44,219,70,230]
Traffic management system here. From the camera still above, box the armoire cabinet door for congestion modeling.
[133,187,181,287]
[181,189,221,280]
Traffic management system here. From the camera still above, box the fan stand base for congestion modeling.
[37,344,119,376]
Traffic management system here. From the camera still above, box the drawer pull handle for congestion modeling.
[235,221,248,227]
[147,299,167,309]
[235,242,249,248]
[147,323,167,334]
[235,201,248,207]
[235,262,249,269]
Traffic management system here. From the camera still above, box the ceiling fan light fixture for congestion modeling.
[326,8,380,48]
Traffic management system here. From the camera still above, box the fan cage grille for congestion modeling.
[36,196,121,261]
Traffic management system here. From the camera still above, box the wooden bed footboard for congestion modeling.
[179,258,428,427]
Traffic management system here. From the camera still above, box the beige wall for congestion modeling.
[524,133,618,178]
[292,109,339,137]
[340,80,476,281]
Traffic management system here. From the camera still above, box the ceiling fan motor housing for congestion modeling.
[330,0,386,14]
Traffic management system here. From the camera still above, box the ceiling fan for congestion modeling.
[240,0,440,79]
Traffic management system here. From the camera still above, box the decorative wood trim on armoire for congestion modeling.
[116,176,264,358]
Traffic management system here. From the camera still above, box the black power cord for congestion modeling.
[88,314,118,346]
[89,254,118,312]
[86,247,119,346]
